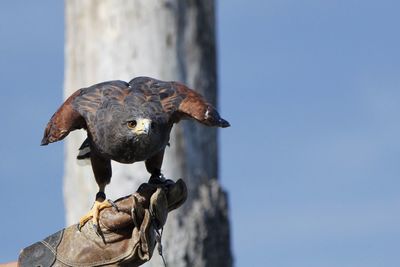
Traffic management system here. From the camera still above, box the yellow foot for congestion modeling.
[78,199,114,233]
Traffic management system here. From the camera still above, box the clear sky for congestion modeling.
[1,0,400,266]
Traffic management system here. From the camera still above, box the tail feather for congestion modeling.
[77,138,91,160]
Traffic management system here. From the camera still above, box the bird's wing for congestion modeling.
[41,89,86,145]
[160,81,230,127]
[128,77,229,127]
[41,81,128,145]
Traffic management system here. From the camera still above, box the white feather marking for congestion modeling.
[78,146,91,157]
[76,158,91,166]
[204,107,210,119]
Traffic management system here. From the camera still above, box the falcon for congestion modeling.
[41,76,230,231]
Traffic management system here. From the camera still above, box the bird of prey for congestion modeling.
[41,76,230,231]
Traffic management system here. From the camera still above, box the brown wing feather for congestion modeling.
[163,82,230,127]
[41,81,129,146]
[41,89,86,145]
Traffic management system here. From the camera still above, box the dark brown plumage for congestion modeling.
[41,76,229,229]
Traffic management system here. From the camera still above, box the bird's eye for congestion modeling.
[127,120,137,129]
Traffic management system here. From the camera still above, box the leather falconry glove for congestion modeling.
[18,179,187,267]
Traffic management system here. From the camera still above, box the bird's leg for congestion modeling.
[78,153,115,233]
[148,170,166,184]
[78,184,117,232]
[146,149,166,184]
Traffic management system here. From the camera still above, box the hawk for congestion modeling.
[41,76,230,230]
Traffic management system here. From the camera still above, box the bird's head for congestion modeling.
[93,108,171,163]
[126,118,155,137]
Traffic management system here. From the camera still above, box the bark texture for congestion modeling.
[63,1,232,266]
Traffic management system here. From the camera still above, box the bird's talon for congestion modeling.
[93,224,101,237]
[77,198,113,234]
[108,199,119,212]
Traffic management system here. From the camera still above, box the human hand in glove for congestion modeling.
[17,179,187,267]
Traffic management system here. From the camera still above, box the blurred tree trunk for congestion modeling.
[63,0,232,266]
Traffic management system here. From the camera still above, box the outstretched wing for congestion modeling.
[169,82,230,127]
[172,82,230,128]
[41,89,86,145]
[41,80,129,145]
[129,77,230,127]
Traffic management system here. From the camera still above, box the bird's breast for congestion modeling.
[105,134,168,164]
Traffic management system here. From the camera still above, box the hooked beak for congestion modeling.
[134,119,151,135]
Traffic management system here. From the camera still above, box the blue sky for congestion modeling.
[1,1,400,266]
